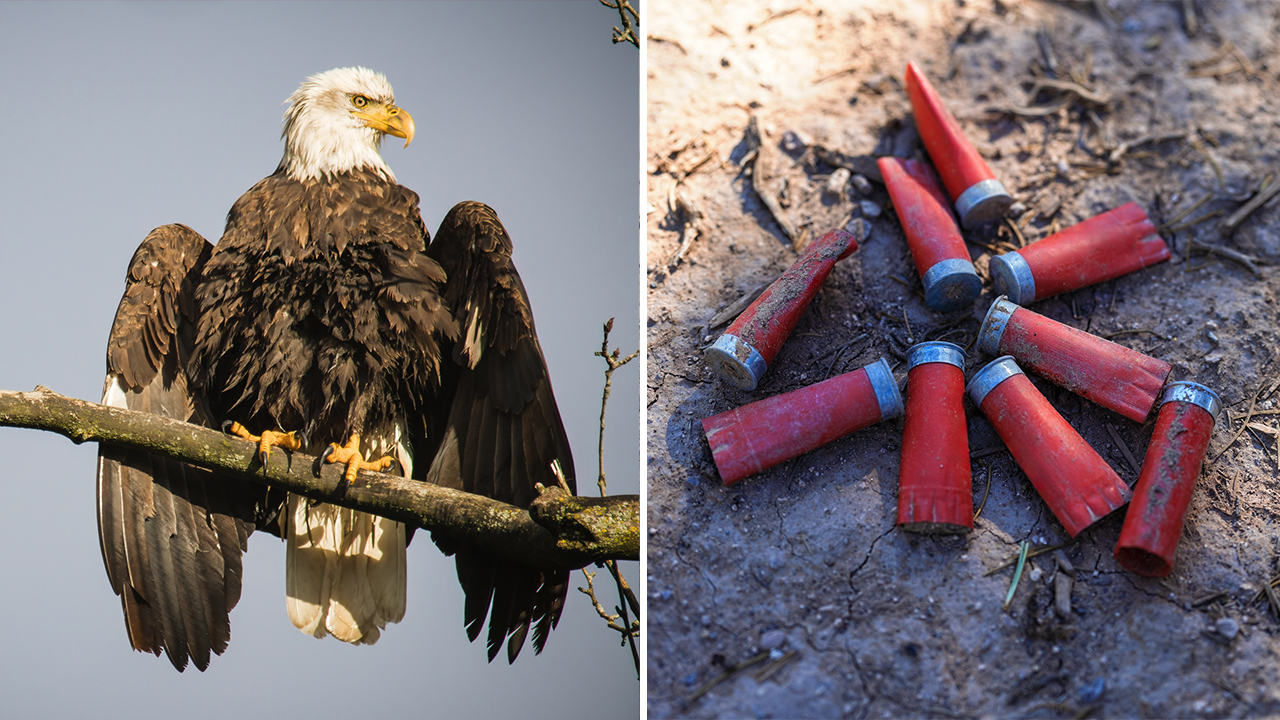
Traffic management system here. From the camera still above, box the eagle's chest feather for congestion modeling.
[187,170,453,441]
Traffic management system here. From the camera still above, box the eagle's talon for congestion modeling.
[320,433,396,482]
[222,422,302,464]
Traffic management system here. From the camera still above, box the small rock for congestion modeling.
[1054,572,1072,619]
[760,629,787,649]
[825,168,851,198]
[683,672,700,687]
[846,216,870,240]
[1008,201,1027,218]
[1216,617,1240,640]
[780,130,807,155]
[859,200,882,218]
[1028,566,1043,583]
[1079,677,1106,704]
[851,173,873,196]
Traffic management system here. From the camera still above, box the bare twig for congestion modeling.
[599,0,639,48]
[1107,132,1188,164]
[1189,239,1263,276]
[988,96,1074,118]
[1156,192,1213,231]
[1187,41,1237,71]
[1221,175,1280,235]
[1181,0,1198,37]
[814,65,859,85]
[1105,423,1142,476]
[579,570,635,633]
[1163,208,1225,234]
[689,652,771,703]
[1029,77,1111,105]
[595,318,639,497]
[664,183,706,272]
[589,318,641,673]
[1187,134,1224,189]
[745,115,801,246]
[986,541,1074,576]
[973,462,993,521]
[708,278,775,329]
[1212,373,1273,463]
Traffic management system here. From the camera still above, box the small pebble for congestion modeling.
[780,130,806,155]
[761,629,787,649]
[1079,677,1106,704]
[825,168,851,198]
[1028,566,1043,583]
[1216,617,1240,640]
[1008,201,1027,218]
[851,173,873,195]
[859,200,882,218]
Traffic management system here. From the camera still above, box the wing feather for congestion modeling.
[422,202,576,663]
[96,224,256,672]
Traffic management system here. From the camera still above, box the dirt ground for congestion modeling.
[645,1,1280,717]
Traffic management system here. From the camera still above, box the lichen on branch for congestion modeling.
[0,387,638,569]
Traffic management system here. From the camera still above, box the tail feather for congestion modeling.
[284,496,406,645]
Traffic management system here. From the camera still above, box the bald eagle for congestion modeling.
[95,67,575,671]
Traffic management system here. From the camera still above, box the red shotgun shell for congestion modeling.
[977,296,1172,422]
[1115,382,1222,577]
[878,157,982,312]
[705,228,859,390]
[904,61,1012,228]
[899,342,972,534]
[702,357,903,486]
[967,357,1132,537]
[989,202,1171,305]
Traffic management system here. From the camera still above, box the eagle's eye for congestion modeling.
[352,95,369,108]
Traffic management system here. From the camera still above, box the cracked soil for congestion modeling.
[645,1,1280,717]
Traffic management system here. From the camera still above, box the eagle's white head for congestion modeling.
[279,67,415,183]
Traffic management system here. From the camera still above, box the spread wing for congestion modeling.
[96,224,257,672]
[421,201,576,663]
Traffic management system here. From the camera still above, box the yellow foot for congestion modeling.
[322,433,396,484]
[224,421,304,463]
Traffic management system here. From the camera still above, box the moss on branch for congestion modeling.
[0,387,638,569]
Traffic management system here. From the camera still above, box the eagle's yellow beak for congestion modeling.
[354,104,415,148]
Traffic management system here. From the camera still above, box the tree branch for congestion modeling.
[0,387,638,569]
[599,0,639,48]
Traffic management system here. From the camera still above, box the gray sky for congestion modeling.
[0,2,639,717]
